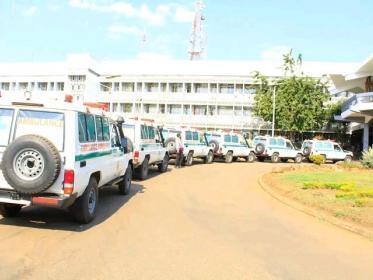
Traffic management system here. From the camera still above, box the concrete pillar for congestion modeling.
[363,123,370,151]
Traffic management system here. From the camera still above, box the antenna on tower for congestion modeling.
[189,0,206,60]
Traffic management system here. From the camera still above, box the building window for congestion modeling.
[160,83,167,92]
[218,106,233,116]
[244,84,255,94]
[145,83,159,92]
[113,82,120,92]
[122,82,134,92]
[1,83,10,91]
[194,83,208,93]
[183,105,191,115]
[243,106,251,116]
[185,83,192,93]
[193,105,207,115]
[234,106,243,116]
[208,105,216,116]
[210,83,218,93]
[170,83,183,93]
[56,82,64,91]
[219,84,234,94]
[168,105,182,115]
[19,82,28,90]
[100,83,111,92]
[136,82,143,92]
[159,104,165,114]
[49,82,54,91]
[119,103,132,113]
[236,84,243,94]
[38,82,48,91]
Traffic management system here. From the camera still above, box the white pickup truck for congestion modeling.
[160,127,214,166]
[205,132,256,163]
[0,99,133,224]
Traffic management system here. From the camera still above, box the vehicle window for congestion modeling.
[324,142,333,150]
[232,135,239,143]
[85,114,96,142]
[277,139,285,146]
[147,126,155,139]
[334,144,342,151]
[269,138,277,146]
[15,110,64,151]
[102,118,110,141]
[123,124,135,143]
[253,137,266,145]
[286,141,293,149]
[200,133,206,144]
[224,135,231,143]
[193,132,199,141]
[0,108,14,146]
[315,142,323,150]
[111,124,120,148]
[186,131,193,141]
[95,116,104,141]
[140,125,148,140]
[78,113,88,143]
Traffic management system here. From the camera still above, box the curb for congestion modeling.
[258,173,373,241]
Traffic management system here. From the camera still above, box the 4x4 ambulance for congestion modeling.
[0,98,133,224]
[122,120,169,180]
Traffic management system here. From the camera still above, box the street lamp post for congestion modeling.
[271,86,276,137]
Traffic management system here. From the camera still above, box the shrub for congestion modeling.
[302,181,355,190]
[354,198,373,207]
[309,154,325,165]
[341,161,362,169]
[361,147,373,169]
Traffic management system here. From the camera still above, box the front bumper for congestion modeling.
[0,190,78,209]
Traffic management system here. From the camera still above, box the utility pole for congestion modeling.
[271,86,276,137]
[189,0,206,60]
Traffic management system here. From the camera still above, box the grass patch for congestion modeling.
[270,168,373,229]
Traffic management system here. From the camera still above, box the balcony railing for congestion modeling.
[342,92,373,112]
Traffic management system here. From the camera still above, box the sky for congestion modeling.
[0,0,372,62]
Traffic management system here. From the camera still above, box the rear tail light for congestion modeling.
[134,151,140,163]
[64,170,74,195]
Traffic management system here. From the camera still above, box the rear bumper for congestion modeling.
[0,190,78,209]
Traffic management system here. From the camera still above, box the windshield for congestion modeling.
[253,137,266,145]
[15,109,65,151]
[0,108,14,146]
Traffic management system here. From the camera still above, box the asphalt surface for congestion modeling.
[1,162,373,280]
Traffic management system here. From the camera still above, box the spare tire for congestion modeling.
[164,137,177,154]
[255,143,265,155]
[208,139,220,153]
[2,135,61,194]
[303,147,311,156]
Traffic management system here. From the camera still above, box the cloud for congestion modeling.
[107,25,142,39]
[69,0,193,26]
[22,6,38,16]
[174,6,194,23]
[260,45,291,61]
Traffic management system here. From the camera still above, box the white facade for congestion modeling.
[0,54,358,131]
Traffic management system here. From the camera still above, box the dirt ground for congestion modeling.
[1,162,373,280]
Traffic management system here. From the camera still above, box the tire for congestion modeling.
[185,152,193,166]
[271,153,280,163]
[303,147,311,156]
[70,177,98,224]
[158,154,169,173]
[0,203,22,218]
[344,156,352,163]
[2,135,61,194]
[135,157,149,180]
[118,165,132,195]
[208,140,220,153]
[204,151,214,164]
[255,143,265,155]
[164,137,177,154]
[225,152,233,163]
[247,152,256,163]
[294,154,302,164]
[257,157,265,162]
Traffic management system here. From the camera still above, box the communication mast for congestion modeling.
[189,0,206,60]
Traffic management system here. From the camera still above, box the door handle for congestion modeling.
[80,161,86,168]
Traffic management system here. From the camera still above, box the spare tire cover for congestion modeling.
[303,147,311,156]
[255,143,265,155]
[2,135,61,194]
[164,137,177,154]
[208,139,220,153]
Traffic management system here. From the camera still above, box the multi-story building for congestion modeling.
[0,54,357,131]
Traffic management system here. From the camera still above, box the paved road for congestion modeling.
[1,162,373,279]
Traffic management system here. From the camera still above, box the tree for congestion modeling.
[252,50,329,134]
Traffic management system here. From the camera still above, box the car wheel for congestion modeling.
[158,154,169,173]
[271,153,280,163]
[294,154,302,164]
[225,152,233,163]
[70,177,98,224]
[247,152,256,163]
[136,157,149,180]
[118,165,132,195]
[0,203,22,218]
[185,152,193,166]
[204,151,214,164]
[344,156,352,163]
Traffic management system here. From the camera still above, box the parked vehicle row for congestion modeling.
[0,98,354,225]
